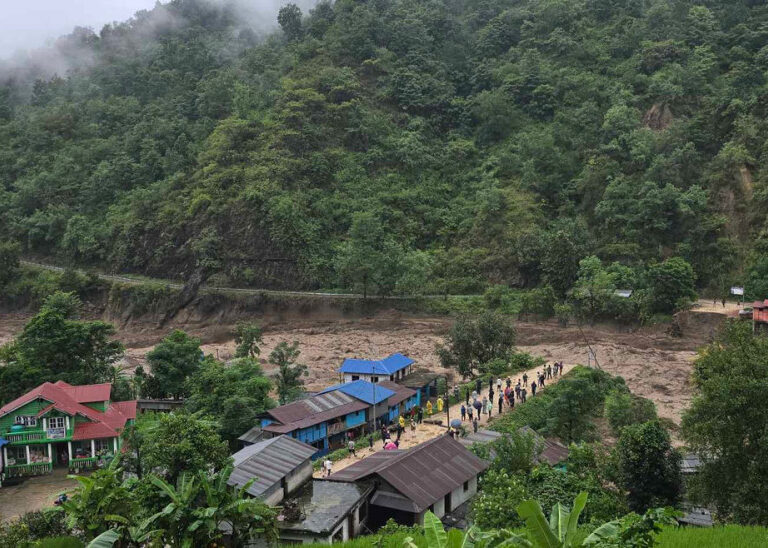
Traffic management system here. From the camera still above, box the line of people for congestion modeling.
[459,361,565,426]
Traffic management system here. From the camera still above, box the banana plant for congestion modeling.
[516,492,588,548]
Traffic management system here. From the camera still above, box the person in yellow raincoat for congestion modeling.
[426,400,433,416]
[437,396,444,413]
[398,415,405,430]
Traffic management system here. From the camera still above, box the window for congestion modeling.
[8,446,26,464]
[94,439,112,453]
[351,375,360,381]
[370,376,379,383]
[14,415,37,427]
[463,480,469,492]
[389,375,394,381]
[358,501,368,522]
[48,417,66,429]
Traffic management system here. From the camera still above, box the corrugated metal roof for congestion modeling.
[338,353,414,375]
[682,453,703,474]
[267,391,356,424]
[263,400,369,434]
[319,380,395,405]
[228,435,316,498]
[378,380,417,406]
[328,435,489,512]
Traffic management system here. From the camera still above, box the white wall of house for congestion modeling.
[449,476,478,510]
[414,475,478,524]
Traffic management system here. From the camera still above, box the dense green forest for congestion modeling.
[2,0,768,298]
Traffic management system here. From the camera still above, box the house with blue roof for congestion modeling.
[240,379,419,458]
[339,353,415,384]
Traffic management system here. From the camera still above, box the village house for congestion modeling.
[458,427,569,468]
[339,353,415,383]
[228,435,372,544]
[240,379,419,457]
[326,435,489,529]
[338,353,440,402]
[0,381,136,481]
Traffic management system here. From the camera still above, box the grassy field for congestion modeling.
[656,525,768,547]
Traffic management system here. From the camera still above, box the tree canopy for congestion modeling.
[0,0,764,299]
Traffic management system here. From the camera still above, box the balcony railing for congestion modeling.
[4,462,53,478]
[327,422,345,436]
[69,455,114,472]
[4,428,73,444]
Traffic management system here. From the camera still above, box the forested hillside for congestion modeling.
[2,0,768,297]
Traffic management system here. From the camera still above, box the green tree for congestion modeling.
[646,257,697,314]
[615,421,682,512]
[471,470,529,529]
[0,292,123,403]
[547,377,602,443]
[437,311,516,378]
[0,240,20,287]
[145,330,204,399]
[136,412,230,484]
[570,256,616,322]
[335,211,403,298]
[269,341,309,405]
[185,357,273,444]
[682,321,768,524]
[604,390,657,435]
[233,321,262,358]
[278,3,303,41]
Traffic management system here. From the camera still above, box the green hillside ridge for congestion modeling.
[2,0,768,298]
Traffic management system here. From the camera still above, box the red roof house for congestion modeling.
[0,382,136,479]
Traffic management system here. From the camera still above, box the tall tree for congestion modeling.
[615,421,682,512]
[437,311,516,377]
[683,321,768,524]
[0,292,123,403]
[185,357,273,444]
[145,330,203,399]
[233,321,262,358]
[269,341,308,405]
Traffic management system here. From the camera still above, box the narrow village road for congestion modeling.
[315,361,576,477]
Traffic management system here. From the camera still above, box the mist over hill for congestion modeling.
[1,0,767,295]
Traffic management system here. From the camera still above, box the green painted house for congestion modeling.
[0,381,136,481]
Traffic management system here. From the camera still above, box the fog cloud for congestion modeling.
[0,1,158,57]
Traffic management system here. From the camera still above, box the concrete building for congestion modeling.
[339,353,415,384]
[277,480,373,544]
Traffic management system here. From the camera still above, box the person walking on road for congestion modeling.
[521,387,527,403]
[472,418,478,433]
[486,397,492,418]
[498,394,503,415]
[523,373,528,386]
[417,406,424,424]
[547,364,552,379]
[324,458,333,477]
[461,404,467,421]
[531,381,537,397]
[482,396,488,416]
[476,379,482,394]
[465,387,470,405]
[348,438,356,457]
[467,405,473,421]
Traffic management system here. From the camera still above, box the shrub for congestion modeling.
[471,470,529,529]
[605,389,657,435]
[519,286,557,318]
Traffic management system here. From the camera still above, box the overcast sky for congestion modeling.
[0,1,158,56]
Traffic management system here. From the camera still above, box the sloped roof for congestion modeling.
[228,435,316,498]
[319,380,395,405]
[0,382,136,440]
[53,381,111,403]
[378,380,417,407]
[263,393,369,435]
[338,353,414,375]
[328,435,489,512]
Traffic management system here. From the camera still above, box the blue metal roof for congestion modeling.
[338,353,414,375]
[319,380,395,405]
